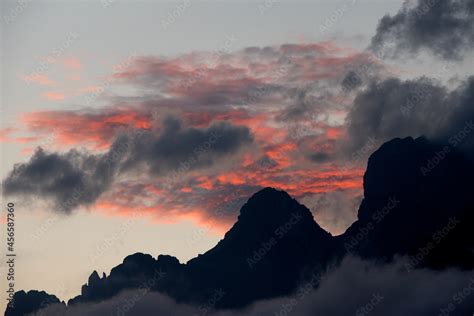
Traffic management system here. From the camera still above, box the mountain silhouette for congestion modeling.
[64,187,338,309]
[6,137,474,315]
[183,187,338,307]
[5,291,65,316]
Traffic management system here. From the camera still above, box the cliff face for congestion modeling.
[340,137,474,268]
[7,137,474,315]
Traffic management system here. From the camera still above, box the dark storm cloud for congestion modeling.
[370,0,474,59]
[344,76,474,155]
[2,147,118,213]
[2,118,254,213]
[341,70,363,92]
[276,86,332,121]
[33,257,474,316]
[307,152,332,163]
[121,117,254,174]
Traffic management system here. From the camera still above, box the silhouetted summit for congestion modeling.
[6,137,474,315]
[192,187,333,262]
[185,187,336,307]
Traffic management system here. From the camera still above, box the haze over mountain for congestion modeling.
[6,136,474,316]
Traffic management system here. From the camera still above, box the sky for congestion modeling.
[1,0,473,308]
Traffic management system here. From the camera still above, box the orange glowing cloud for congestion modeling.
[89,158,365,233]
[326,127,343,140]
[21,110,152,149]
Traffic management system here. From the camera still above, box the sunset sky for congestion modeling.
[1,0,473,307]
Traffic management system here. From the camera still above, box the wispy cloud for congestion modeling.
[43,91,66,101]
[22,73,54,85]
[63,57,82,70]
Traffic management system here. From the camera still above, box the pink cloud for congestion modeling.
[21,109,152,149]
[43,92,66,101]
[63,57,82,70]
[0,128,41,144]
[0,128,15,142]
